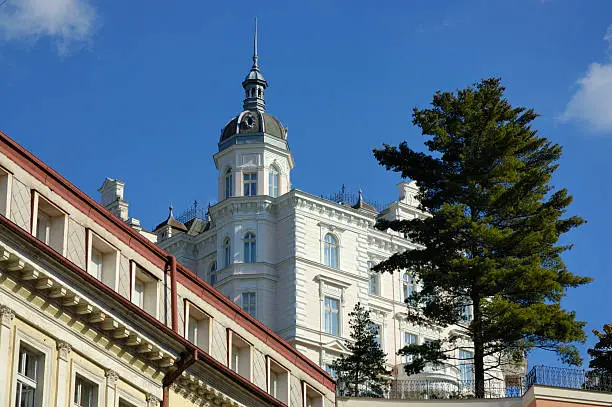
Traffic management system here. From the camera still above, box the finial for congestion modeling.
[358,188,363,203]
[168,203,174,218]
[253,17,258,68]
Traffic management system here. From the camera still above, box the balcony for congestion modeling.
[337,365,612,400]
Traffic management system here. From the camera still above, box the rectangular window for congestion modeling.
[241,292,256,318]
[324,364,337,379]
[15,345,43,407]
[185,302,212,354]
[243,173,257,196]
[228,330,252,380]
[225,171,233,199]
[372,323,382,347]
[369,273,379,295]
[87,230,119,288]
[303,383,324,407]
[0,166,11,217]
[131,263,159,318]
[268,171,278,198]
[267,358,289,404]
[32,192,67,255]
[74,375,98,407]
[324,297,340,336]
[461,300,473,323]
[403,332,417,363]
[459,350,474,382]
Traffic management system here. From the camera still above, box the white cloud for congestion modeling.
[0,0,97,55]
[560,25,612,134]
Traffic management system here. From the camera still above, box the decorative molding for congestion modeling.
[56,341,72,361]
[105,369,119,387]
[0,304,15,327]
[145,393,160,407]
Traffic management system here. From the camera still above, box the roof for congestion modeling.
[0,129,334,392]
[154,208,188,232]
[220,110,286,142]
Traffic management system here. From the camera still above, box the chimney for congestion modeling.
[98,178,129,221]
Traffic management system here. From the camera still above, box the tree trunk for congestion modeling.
[472,295,485,398]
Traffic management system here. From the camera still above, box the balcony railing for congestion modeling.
[336,365,612,400]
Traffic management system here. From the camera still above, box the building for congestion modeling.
[112,27,512,389]
[0,128,335,406]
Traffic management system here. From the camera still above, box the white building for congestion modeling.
[100,31,511,390]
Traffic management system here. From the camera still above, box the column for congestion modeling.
[0,305,15,407]
[105,370,118,407]
[146,393,160,407]
[55,341,72,407]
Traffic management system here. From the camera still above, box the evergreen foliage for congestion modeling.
[372,78,590,397]
[331,302,390,397]
[588,324,612,375]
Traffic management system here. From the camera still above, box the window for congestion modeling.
[87,231,118,289]
[228,330,252,380]
[15,345,43,407]
[185,302,212,353]
[369,273,379,296]
[118,400,136,407]
[460,299,473,323]
[268,167,279,197]
[403,332,417,363]
[323,233,338,269]
[74,375,98,407]
[223,238,231,268]
[243,173,257,196]
[267,358,289,404]
[224,169,233,199]
[32,192,67,255]
[324,364,337,379]
[131,263,159,318]
[303,383,324,407]
[241,292,256,318]
[459,350,474,382]
[243,232,256,263]
[402,272,414,301]
[324,297,340,336]
[209,262,217,286]
[0,166,11,217]
[372,323,382,347]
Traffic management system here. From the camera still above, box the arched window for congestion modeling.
[244,232,256,263]
[323,234,338,269]
[257,88,262,98]
[224,238,231,268]
[402,272,413,301]
[224,169,233,199]
[209,262,217,285]
[268,166,279,198]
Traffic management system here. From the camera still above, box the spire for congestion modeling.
[168,203,174,219]
[253,17,258,68]
[242,17,268,112]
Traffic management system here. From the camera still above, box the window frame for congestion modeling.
[368,261,380,296]
[402,272,414,302]
[268,166,279,198]
[322,233,339,269]
[130,261,159,319]
[243,172,257,196]
[69,362,104,407]
[86,229,119,289]
[227,329,253,381]
[209,262,217,286]
[241,292,257,318]
[243,232,256,263]
[402,331,418,363]
[302,381,324,407]
[10,330,52,407]
[0,165,12,217]
[223,237,232,268]
[323,296,340,336]
[224,168,233,199]
[266,356,290,404]
[184,300,213,354]
[458,349,474,382]
[31,191,68,256]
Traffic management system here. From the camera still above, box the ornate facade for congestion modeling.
[0,125,334,406]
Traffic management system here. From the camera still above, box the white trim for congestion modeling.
[70,360,105,407]
[10,328,54,407]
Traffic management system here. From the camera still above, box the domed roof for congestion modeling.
[220,110,287,142]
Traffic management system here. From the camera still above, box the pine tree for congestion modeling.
[588,324,612,375]
[372,78,590,398]
[331,302,390,397]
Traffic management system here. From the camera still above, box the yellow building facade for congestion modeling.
[0,130,335,407]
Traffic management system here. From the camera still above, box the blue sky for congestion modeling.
[0,0,611,368]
